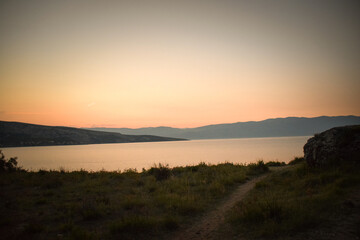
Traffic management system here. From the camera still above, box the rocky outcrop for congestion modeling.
[304,125,360,167]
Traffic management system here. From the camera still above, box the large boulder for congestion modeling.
[304,125,360,167]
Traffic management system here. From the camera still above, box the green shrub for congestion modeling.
[147,163,172,181]
[0,150,20,172]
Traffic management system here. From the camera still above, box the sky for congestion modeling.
[0,0,359,128]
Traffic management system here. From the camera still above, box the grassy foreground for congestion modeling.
[225,158,360,239]
[0,159,268,240]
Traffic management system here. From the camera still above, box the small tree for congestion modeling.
[0,150,19,172]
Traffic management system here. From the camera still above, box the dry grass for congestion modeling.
[0,160,268,239]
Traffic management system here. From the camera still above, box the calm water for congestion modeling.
[2,136,310,171]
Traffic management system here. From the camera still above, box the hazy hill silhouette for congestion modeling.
[89,116,360,139]
[0,121,185,147]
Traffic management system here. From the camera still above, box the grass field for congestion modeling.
[226,158,360,239]
[0,159,268,240]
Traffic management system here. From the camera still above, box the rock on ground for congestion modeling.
[304,125,360,167]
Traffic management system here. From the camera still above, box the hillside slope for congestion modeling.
[0,121,185,147]
[89,116,360,139]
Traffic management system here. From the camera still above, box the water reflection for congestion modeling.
[2,136,310,171]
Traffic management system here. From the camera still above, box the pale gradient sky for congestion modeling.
[0,0,359,128]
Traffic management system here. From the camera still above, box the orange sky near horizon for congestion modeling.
[1,0,360,128]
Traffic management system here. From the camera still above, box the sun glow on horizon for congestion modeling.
[1,0,359,128]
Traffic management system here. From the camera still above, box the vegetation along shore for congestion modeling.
[0,151,268,240]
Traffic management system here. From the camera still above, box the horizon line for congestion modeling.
[2,115,359,130]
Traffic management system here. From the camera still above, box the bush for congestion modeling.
[147,163,172,181]
[0,150,20,172]
[288,157,304,165]
[247,160,269,175]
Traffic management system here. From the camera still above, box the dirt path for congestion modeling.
[171,173,269,240]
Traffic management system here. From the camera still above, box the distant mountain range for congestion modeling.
[0,121,185,147]
[2,116,359,148]
[88,116,360,140]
